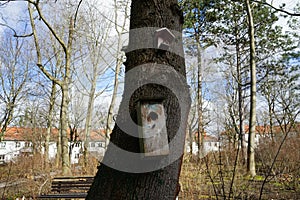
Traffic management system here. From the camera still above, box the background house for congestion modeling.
[0,127,106,165]
[0,140,33,164]
[185,134,220,156]
[220,123,300,149]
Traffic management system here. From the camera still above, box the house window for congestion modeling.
[75,142,81,147]
[16,142,21,148]
[97,142,104,148]
[25,142,31,147]
[0,155,5,160]
[0,142,6,148]
[75,153,80,159]
[90,142,95,148]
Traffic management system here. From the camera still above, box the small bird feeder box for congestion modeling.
[154,28,175,50]
[137,101,169,157]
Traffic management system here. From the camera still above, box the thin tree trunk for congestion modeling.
[60,83,72,176]
[189,126,193,155]
[246,0,257,177]
[105,57,121,146]
[45,81,56,171]
[59,17,74,176]
[197,43,204,158]
[0,110,13,141]
[266,85,275,143]
[236,39,246,164]
[105,0,129,147]
[87,0,190,199]
[83,81,95,171]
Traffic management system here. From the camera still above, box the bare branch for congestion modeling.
[74,0,83,28]
[28,2,61,85]
[28,0,68,53]
[0,20,33,37]
[251,0,300,16]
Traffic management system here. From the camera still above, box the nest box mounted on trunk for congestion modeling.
[154,27,175,50]
[137,100,169,157]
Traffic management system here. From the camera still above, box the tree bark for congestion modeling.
[235,34,246,164]
[60,82,72,176]
[83,76,95,170]
[45,81,56,171]
[245,0,257,177]
[87,0,190,199]
[105,56,121,146]
[197,43,204,159]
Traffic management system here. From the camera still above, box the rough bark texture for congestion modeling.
[87,0,190,199]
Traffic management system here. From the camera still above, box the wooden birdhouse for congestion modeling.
[154,28,175,50]
[137,101,169,157]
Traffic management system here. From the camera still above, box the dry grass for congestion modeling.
[179,143,300,200]
[1,139,299,199]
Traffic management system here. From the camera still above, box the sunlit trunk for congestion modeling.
[246,0,257,177]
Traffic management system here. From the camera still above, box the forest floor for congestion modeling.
[0,153,299,199]
[179,154,300,200]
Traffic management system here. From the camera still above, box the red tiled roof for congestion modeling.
[187,131,218,142]
[2,127,49,141]
[1,127,106,142]
[221,123,300,136]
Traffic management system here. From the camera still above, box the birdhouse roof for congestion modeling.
[155,27,175,42]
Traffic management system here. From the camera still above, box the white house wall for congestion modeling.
[244,133,260,147]
[0,140,105,165]
[0,141,33,163]
[185,141,220,155]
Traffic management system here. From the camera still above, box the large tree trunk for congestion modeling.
[87,0,190,199]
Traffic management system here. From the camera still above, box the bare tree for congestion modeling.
[73,0,115,168]
[28,0,82,175]
[259,63,300,199]
[0,30,29,140]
